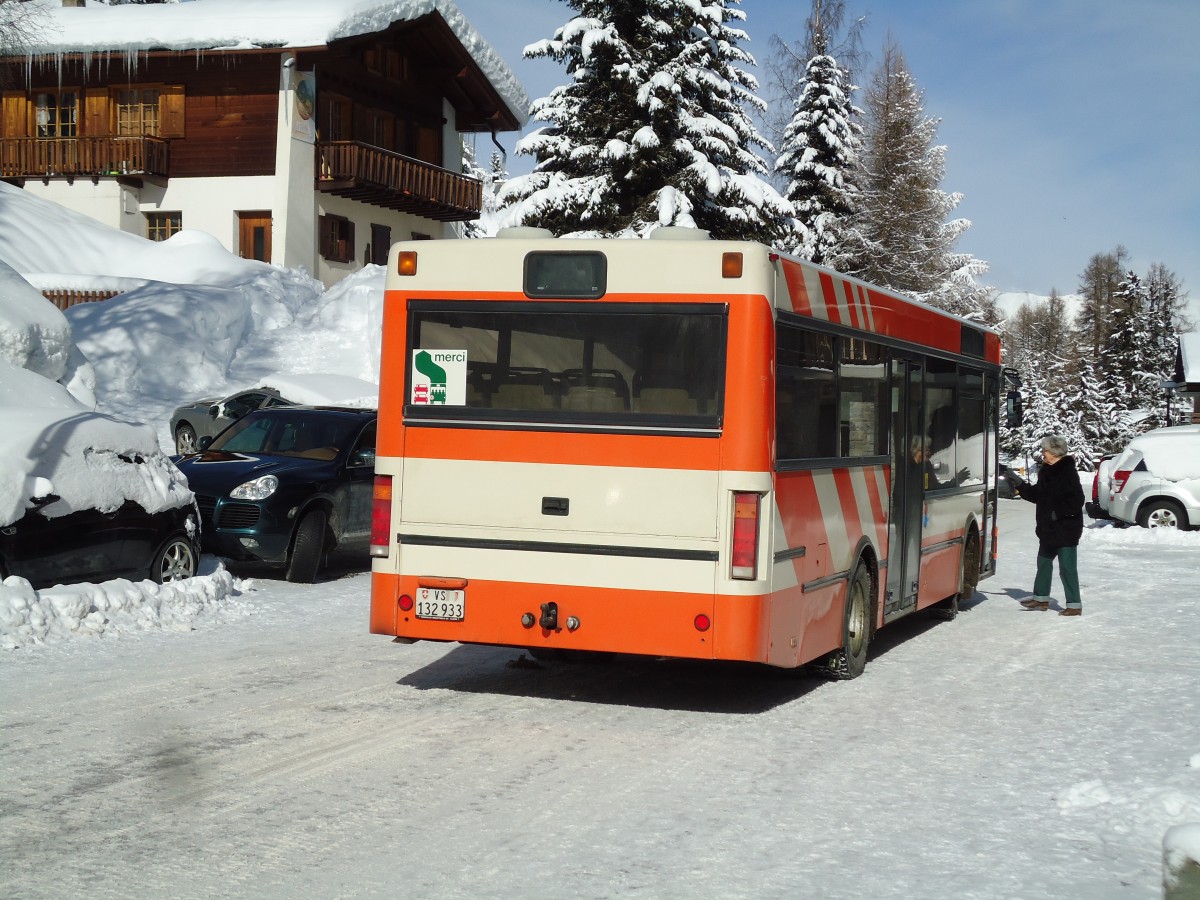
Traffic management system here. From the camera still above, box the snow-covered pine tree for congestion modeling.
[460,138,489,239]
[1010,354,1072,465]
[1066,350,1124,465]
[845,38,987,315]
[1145,263,1190,425]
[498,0,791,242]
[460,140,510,239]
[1075,247,1128,366]
[1107,270,1157,417]
[774,49,861,267]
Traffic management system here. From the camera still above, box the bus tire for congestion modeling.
[825,561,872,680]
[286,509,327,583]
[931,529,979,621]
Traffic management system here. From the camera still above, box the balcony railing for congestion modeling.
[316,141,482,222]
[0,136,170,180]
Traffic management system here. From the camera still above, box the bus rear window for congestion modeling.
[406,301,725,429]
[524,252,607,299]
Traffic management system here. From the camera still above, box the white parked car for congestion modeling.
[1084,453,1116,520]
[1107,424,1200,530]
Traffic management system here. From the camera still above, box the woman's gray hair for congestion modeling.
[1041,435,1069,457]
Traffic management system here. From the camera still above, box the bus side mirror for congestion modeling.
[1006,390,1024,428]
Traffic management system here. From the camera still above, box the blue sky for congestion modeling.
[454,0,1199,314]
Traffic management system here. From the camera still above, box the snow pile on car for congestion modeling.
[1116,426,1200,483]
[0,260,194,529]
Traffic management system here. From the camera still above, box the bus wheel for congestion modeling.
[825,562,872,680]
[932,530,979,621]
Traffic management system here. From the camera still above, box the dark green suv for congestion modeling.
[174,406,377,582]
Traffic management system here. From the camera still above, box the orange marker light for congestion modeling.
[397,251,418,276]
[721,252,743,278]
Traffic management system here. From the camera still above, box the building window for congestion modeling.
[146,212,182,242]
[36,91,78,137]
[325,98,351,142]
[371,112,394,151]
[116,89,160,136]
[370,224,391,266]
[319,214,354,263]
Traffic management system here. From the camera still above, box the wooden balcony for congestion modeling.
[316,141,481,222]
[0,136,170,182]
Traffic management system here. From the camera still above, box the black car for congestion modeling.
[173,406,377,583]
[0,494,200,590]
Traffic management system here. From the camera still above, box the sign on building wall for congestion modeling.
[292,71,316,143]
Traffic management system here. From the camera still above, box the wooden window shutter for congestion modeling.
[159,85,185,137]
[84,89,110,137]
[343,219,355,263]
[2,92,30,137]
[319,215,334,259]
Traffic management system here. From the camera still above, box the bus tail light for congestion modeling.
[731,492,761,580]
[370,475,393,557]
[721,252,743,278]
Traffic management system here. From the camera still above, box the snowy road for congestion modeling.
[2,500,1198,899]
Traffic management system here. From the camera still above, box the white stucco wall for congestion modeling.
[139,176,276,255]
[22,180,143,236]
[314,192,452,286]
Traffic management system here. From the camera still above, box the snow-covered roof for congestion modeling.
[16,0,528,127]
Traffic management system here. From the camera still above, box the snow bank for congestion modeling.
[0,258,72,382]
[0,566,243,651]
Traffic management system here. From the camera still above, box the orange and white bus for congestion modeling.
[369,229,1014,678]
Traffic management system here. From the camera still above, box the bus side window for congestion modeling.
[776,325,835,460]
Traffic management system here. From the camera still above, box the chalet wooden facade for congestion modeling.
[0,1,527,286]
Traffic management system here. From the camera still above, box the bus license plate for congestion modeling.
[415,588,465,621]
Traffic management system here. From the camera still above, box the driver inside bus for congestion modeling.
[911,437,970,489]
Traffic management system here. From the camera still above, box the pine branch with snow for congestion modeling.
[498,0,791,242]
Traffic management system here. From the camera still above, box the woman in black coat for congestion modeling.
[1013,434,1085,615]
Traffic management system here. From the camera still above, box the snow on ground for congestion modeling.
[1,181,1199,898]
[0,502,1198,899]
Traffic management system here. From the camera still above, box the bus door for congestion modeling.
[979,371,999,577]
[885,358,924,621]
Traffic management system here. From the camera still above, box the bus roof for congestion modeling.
[387,232,1001,364]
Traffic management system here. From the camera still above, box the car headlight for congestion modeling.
[230,474,279,500]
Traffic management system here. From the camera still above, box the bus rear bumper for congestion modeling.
[370,572,774,664]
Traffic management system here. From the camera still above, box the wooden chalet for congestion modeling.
[0,0,527,286]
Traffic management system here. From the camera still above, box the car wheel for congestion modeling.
[286,508,327,583]
[154,534,197,584]
[1138,499,1189,530]
[175,423,198,455]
